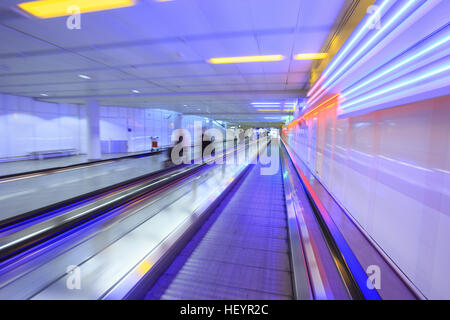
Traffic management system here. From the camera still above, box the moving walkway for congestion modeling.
[0,139,418,300]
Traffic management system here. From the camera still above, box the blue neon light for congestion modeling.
[343,29,450,99]
[341,74,450,114]
[323,1,418,90]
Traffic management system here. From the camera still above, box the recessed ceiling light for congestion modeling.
[294,53,328,60]
[208,55,284,64]
[132,89,140,93]
[18,0,136,19]
[78,74,91,79]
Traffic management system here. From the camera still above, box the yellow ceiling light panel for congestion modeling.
[18,0,136,19]
[208,55,284,64]
[294,53,328,60]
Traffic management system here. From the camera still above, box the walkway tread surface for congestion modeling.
[145,162,293,300]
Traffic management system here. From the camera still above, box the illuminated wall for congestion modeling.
[284,0,450,299]
[0,93,85,159]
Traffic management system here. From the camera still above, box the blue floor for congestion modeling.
[145,162,293,300]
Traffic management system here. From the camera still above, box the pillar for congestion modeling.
[86,100,101,160]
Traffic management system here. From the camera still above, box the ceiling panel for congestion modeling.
[0,0,348,123]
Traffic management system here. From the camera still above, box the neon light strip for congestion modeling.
[307,75,325,98]
[308,1,419,107]
[308,0,432,108]
[321,0,390,78]
[323,1,418,90]
[208,55,284,64]
[341,73,450,115]
[285,95,339,129]
[294,53,328,60]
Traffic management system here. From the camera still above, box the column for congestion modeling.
[174,113,183,130]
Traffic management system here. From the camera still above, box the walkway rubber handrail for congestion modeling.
[0,164,205,262]
[0,149,166,182]
[0,142,231,229]
[0,162,185,229]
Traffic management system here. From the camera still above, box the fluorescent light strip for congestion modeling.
[208,55,284,64]
[307,75,325,98]
[322,0,390,77]
[251,102,295,109]
[18,0,136,18]
[343,0,443,95]
[341,62,450,110]
[302,94,339,119]
[343,31,450,99]
[256,109,294,112]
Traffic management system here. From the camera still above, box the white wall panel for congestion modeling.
[0,94,84,158]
